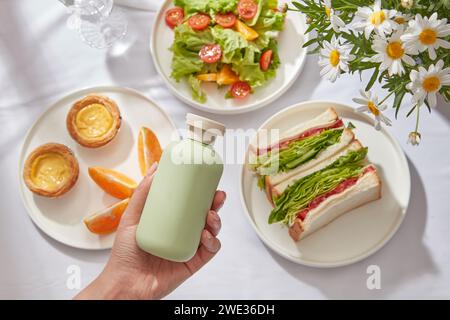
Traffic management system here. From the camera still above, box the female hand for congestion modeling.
[75,163,226,300]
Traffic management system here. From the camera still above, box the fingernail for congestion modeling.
[146,162,158,176]
[206,231,212,240]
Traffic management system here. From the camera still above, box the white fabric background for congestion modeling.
[1,0,449,299]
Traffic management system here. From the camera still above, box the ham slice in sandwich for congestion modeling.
[249,107,343,158]
[267,142,382,242]
[249,108,357,201]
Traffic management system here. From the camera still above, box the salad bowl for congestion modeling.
[150,0,308,114]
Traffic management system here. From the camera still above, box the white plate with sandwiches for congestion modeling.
[240,101,410,267]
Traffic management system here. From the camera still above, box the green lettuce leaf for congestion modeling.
[211,26,248,63]
[268,148,368,225]
[254,10,286,32]
[210,27,280,88]
[266,0,279,9]
[170,24,213,81]
[264,38,281,80]
[174,0,208,14]
[232,45,266,87]
[208,0,239,13]
[174,0,238,15]
[257,175,266,190]
[247,0,264,26]
[256,129,344,175]
[188,75,206,103]
[233,38,280,87]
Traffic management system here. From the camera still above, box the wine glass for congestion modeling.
[60,0,128,49]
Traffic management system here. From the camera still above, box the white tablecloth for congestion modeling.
[1,0,450,299]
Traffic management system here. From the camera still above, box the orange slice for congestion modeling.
[88,167,137,199]
[235,20,259,41]
[138,127,162,176]
[197,73,218,82]
[217,65,240,85]
[84,198,129,234]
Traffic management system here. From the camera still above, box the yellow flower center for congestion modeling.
[386,41,404,59]
[370,11,385,26]
[329,49,340,67]
[367,101,380,116]
[422,76,441,92]
[419,28,437,45]
[325,6,331,18]
[394,17,406,24]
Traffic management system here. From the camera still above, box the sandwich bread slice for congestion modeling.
[268,145,382,242]
[249,107,343,157]
[249,108,357,198]
[289,165,381,241]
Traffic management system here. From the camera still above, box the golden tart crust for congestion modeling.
[66,95,121,148]
[23,143,79,198]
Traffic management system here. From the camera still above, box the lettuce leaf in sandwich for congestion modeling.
[269,147,369,225]
[255,128,344,177]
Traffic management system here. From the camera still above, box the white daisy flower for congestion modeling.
[318,36,355,82]
[370,28,416,76]
[353,90,392,130]
[406,60,450,107]
[351,0,398,39]
[400,13,450,60]
[322,0,345,33]
[393,12,412,26]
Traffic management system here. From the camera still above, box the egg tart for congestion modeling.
[23,143,79,198]
[67,95,121,148]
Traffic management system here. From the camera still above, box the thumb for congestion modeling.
[120,162,158,227]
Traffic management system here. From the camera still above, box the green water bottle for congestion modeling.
[136,114,225,262]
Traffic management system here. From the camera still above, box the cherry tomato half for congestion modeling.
[230,81,251,99]
[188,13,211,31]
[238,0,258,20]
[215,13,237,28]
[260,50,273,71]
[199,44,222,64]
[165,7,184,29]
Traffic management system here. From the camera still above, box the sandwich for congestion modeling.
[249,108,382,242]
[248,108,355,202]
[269,144,381,241]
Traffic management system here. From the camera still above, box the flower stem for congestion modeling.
[379,91,395,105]
[415,104,420,133]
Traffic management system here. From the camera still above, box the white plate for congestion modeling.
[150,0,308,114]
[240,101,411,267]
[18,86,179,250]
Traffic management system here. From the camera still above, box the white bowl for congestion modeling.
[150,0,308,114]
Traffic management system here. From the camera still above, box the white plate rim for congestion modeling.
[239,100,411,268]
[18,85,178,250]
[149,0,309,115]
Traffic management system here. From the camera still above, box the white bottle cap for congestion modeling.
[186,113,226,145]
